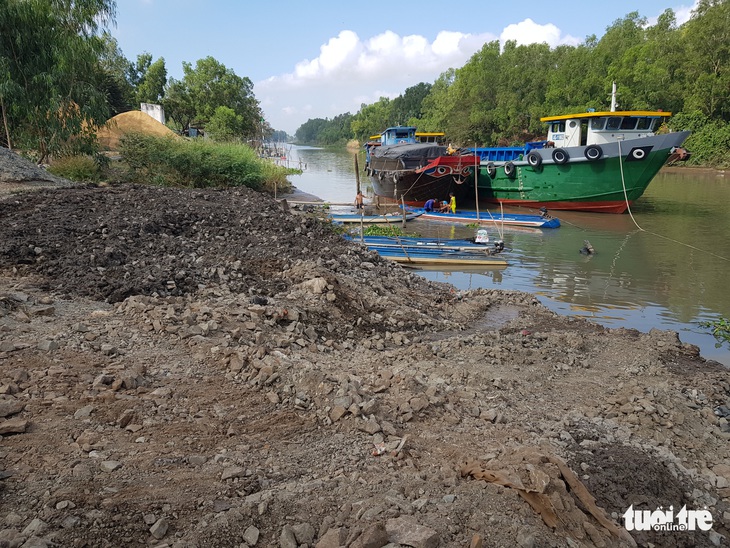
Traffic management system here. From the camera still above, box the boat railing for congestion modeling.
[468,141,548,163]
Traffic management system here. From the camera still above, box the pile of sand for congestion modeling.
[96,110,180,151]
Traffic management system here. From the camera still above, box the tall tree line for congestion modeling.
[297,1,730,166]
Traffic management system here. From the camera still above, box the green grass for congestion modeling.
[118,133,295,192]
[47,155,103,182]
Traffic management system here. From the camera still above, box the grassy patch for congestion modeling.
[118,133,295,192]
[47,155,103,182]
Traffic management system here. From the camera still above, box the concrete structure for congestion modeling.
[141,103,165,125]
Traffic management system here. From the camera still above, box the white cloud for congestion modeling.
[500,18,581,47]
[258,21,581,133]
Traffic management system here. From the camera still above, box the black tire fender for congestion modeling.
[504,161,516,178]
[526,151,542,167]
[552,148,570,164]
[486,162,496,178]
[584,144,603,161]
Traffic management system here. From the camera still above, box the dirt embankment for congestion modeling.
[0,152,728,547]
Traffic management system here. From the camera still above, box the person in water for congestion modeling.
[424,198,437,212]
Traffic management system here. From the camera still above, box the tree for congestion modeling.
[206,106,243,142]
[0,0,117,159]
[163,56,261,139]
[391,82,432,125]
[135,57,167,105]
[350,98,392,142]
[683,0,730,119]
[97,33,135,115]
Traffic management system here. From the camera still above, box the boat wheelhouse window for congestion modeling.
[550,121,565,132]
[620,117,638,130]
[394,130,411,139]
[606,117,622,130]
[591,118,606,130]
[636,117,656,131]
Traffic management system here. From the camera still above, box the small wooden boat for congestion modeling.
[369,246,508,266]
[329,211,422,224]
[404,207,560,228]
[345,235,504,254]
[346,233,508,266]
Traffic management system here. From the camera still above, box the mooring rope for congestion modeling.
[618,140,729,262]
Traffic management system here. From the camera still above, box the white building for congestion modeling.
[140,103,165,125]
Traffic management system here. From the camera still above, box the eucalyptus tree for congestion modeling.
[97,32,135,114]
[0,0,117,159]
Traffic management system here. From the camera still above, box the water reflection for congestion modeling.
[284,146,730,365]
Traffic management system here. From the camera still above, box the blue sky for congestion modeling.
[112,0,698,134]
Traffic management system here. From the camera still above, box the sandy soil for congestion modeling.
[0,153,728,548]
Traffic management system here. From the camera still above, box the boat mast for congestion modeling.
[610,82,617,112]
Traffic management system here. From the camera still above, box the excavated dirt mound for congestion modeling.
[0,147,73,189]
[96,111,180,151]
[0,183,728,548]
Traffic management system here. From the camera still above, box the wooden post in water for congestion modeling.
[354,154,361,194]
[474,143,480,221]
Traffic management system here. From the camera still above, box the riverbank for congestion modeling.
[0,172,728,547]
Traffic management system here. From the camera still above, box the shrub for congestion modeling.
[47,155,101,182]
[700,317,730,349]
[119,133,296,191]
[670,112,730,168]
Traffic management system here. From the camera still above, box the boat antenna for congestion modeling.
[610,82,618,112]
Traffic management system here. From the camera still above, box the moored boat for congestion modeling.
[472,97,690,213]
[369,249,508,267]
[404,206,561,229]
[329,211,422,224]
[345,231,508,266]
[364,126,476,204]
[345,234,505,254]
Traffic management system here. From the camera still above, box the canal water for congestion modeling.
[283,144,730,366]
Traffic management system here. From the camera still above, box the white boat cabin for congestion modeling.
[541,111,672,147]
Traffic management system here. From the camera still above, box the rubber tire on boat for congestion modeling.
[552,148,570,164]
[504,161,516,178]
[392,173,399,184]
[629,148,647,160]
[486,162,496,178]
[584,144,603,161]
[526,151,542,168]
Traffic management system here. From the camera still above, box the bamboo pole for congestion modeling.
[354,153,361,194]
[474,143,480,220]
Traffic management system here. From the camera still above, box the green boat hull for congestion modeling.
[476,131,690,213]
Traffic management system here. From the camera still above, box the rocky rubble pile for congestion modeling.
[0,183,728,547]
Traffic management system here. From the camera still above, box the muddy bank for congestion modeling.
[0,181,728,547]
